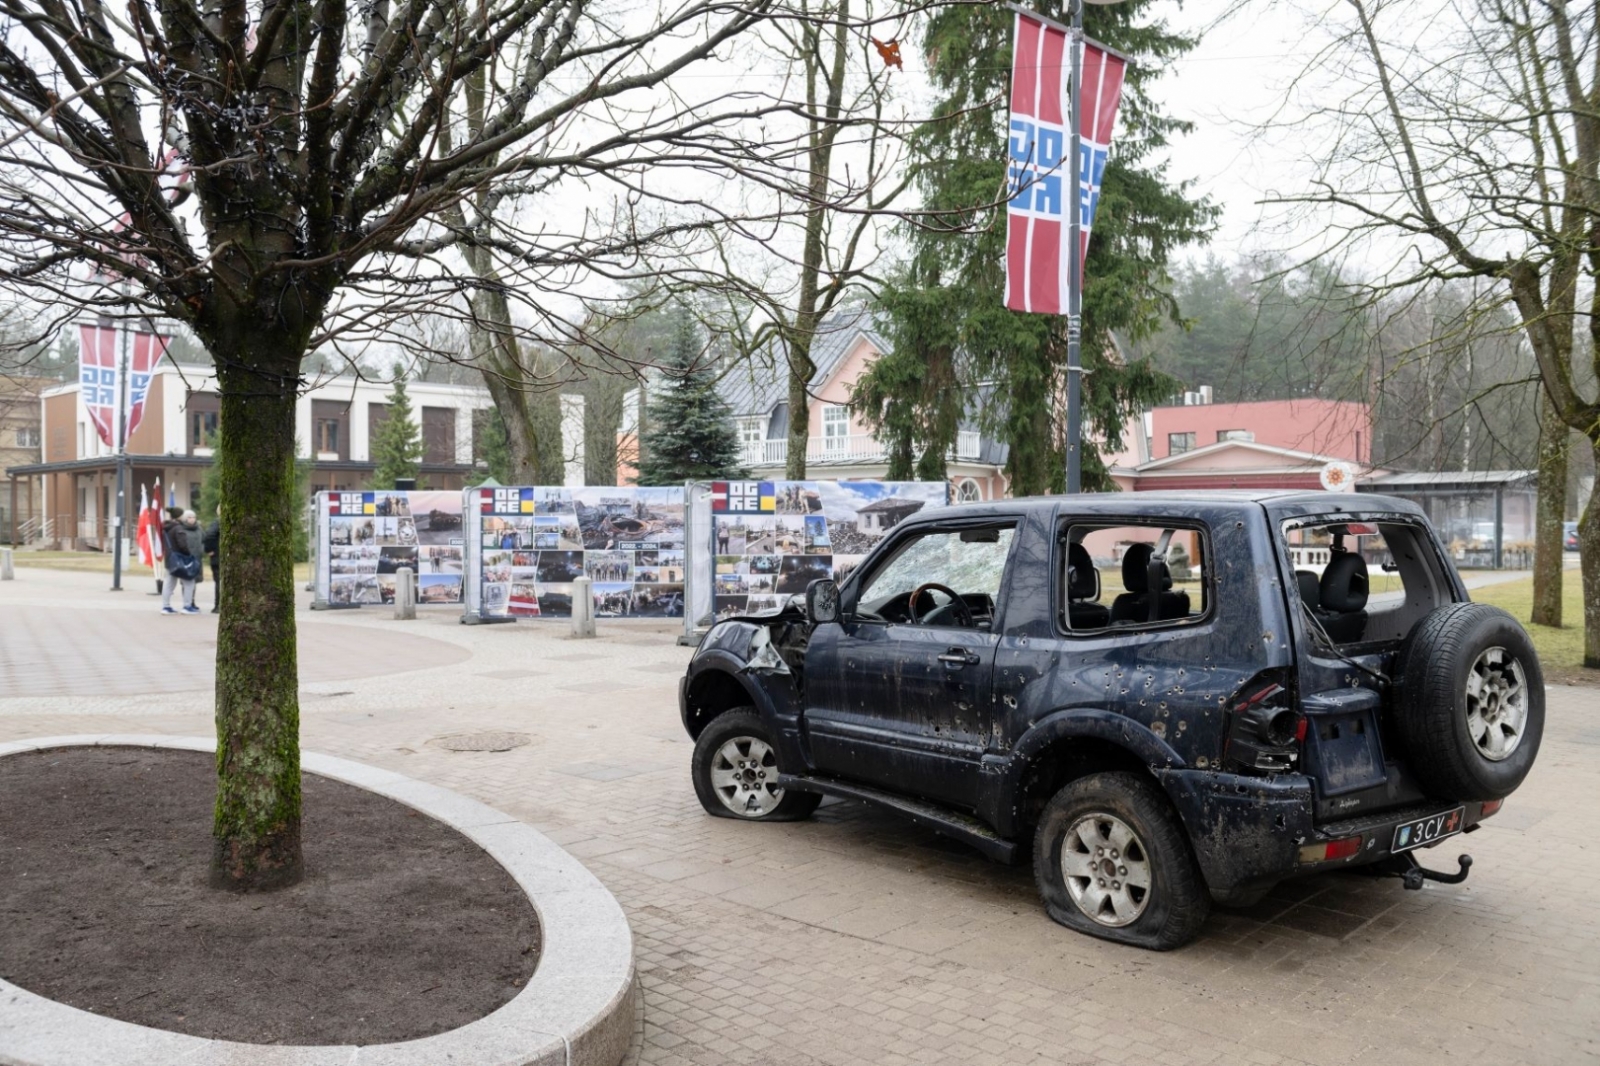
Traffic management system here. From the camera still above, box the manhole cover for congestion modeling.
[429,732,533,753]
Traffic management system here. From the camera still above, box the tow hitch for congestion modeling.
[1396,852,1473,890]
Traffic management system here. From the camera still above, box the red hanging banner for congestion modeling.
[77,324,118,448]
[1004,12,1127,314]
[77,324,171,449]
[126,330,170,440]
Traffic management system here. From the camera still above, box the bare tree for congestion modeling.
[1273,0,1599,665]
[767,0,908,479]
[0,0,858,887]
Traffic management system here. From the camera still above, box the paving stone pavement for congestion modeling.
[2,567,1598,1065]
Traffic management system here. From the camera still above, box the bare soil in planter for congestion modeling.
[0,748,540,1045]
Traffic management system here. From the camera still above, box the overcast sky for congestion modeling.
[1142,0,1330,262]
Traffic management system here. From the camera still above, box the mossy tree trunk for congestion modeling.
[1582,439,1600,669]
[1532,394,1568,627]
[210,341,306,890]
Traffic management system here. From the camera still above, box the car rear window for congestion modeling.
[1282,518,1451,647]
[1058,521,1210,633]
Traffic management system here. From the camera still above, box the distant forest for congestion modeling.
[1130,257,1595,509]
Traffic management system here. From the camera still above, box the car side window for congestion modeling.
[1059,522,1209,633]
[856,526,1015,627]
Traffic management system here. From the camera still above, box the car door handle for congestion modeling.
[938,649,981,667]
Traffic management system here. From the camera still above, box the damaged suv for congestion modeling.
[680,493,1543,949]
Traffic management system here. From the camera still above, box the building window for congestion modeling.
[955,478,982,503]
[421,406,456,465]
[15,427,39,448]
[311,399,348,459]
[1168,432,1196,455]
[316,418,341,455]
[1216,429,1254,443]
[191,410,219,449]
[737,417,764,445]
[187,392,221,453]
[822,405,849,452]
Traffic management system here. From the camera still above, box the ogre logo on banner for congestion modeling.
[711,481,775,514]
[481,487,534,515]
[329,492,372,515]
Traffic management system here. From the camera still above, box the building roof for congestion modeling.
[717,309,885,418]
[1360,470,1535,489]
[1133,439,1344,474]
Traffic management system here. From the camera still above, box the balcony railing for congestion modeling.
[739,431,985,468]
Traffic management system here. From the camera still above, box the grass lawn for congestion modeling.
[11,551,313,587]
[1471,568,1595,685]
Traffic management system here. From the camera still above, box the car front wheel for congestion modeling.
[1034,772,1209,950]
[691,708,821,822]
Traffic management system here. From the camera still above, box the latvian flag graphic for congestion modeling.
[328,492,370,516]
[710,481,775,515]
[1004,12,1126,315]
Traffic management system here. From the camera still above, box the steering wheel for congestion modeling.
[909,582,975,628]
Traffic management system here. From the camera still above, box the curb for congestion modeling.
[0,735,637,1066]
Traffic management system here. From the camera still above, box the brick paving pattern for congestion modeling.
[2,568,1597,1065]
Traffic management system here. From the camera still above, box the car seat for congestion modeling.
[1295,570,1321,609]
[1066,542,1110,630]
[1110,543,1191,624]
[1316,551,1369,644]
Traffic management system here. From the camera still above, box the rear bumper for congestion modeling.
[1154,768,1315,908]
[1297,799,1498,871]
[1157,768,1502,906]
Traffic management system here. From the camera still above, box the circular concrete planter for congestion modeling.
[0,735,636,1066]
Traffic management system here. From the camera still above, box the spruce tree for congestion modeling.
[852,0,1214,494]
[369,367,425,489]
[637,314,748,485]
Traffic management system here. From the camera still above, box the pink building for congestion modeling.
[1105,396,1374,493]
[1148,398,1371,464]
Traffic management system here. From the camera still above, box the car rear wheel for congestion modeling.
[1034,772,1209,950]
[691,708,821,822]
[1394,603,1545,800]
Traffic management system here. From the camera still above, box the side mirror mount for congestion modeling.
[806,578,840,625]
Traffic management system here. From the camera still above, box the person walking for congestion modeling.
[203,511,221,613]
[161,510,204,614]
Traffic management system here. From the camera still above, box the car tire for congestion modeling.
[691,708,821,822]
[1033,772,1209,951]
[1393,603,1544,801]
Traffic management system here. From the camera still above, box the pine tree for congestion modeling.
[637,314,748,485]
[369,367,425,489]
[469,407,515,485]
[852,0,1214,494]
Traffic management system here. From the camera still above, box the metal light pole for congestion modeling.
[1064,0,1085,495]
[1063,0,1124,495]
[110,316,130,591]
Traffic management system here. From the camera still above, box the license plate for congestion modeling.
[1391,807,1465,853]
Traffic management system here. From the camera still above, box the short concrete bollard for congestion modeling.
[394,566,416,620]
[570,575,596,638]
[0,547,12,581]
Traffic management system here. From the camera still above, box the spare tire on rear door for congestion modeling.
[1393,602,1544,801]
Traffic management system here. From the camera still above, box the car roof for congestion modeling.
[902,490,1427,525]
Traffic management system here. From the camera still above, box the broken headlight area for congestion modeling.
[1223,680,1304,774]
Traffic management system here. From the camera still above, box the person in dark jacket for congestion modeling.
[161,510,205,614]
[202,513,221,613]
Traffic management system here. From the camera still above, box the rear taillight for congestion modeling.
[1223,681,1303,773]
[1298,835,1362,864]
[1480,799,1504,817]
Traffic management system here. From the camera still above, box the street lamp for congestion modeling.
[1064,0,1126,496]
